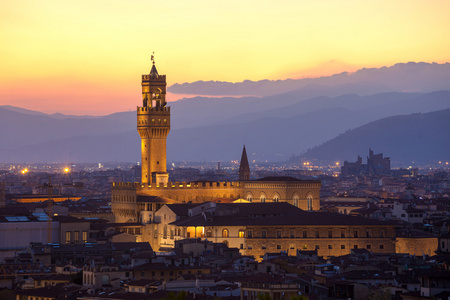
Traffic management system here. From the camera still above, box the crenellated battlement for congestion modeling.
[112,181,241,191]
[243,181,321,189]
[163,181,241,189]
[112,182,140,190]
[142,74,166,82]
[137,106,170,113]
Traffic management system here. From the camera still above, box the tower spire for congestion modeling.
[149,52,159,78]
[239,145,250,181]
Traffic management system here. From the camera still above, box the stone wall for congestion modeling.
[244,225,396,260]
[396,237,438,256]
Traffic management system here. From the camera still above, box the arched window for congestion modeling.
[260,194,266,203]
[101,274,110,286]
[307,194,313,210]
[222,229,229,238]
[238,230,245,238]
[247,193,253,202]
[273,194,280,202]
[206,230,213,238]
[293,195,299,207]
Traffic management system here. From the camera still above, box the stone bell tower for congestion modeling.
[137,55,170,186]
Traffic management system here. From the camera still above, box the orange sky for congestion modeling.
[1,0,449,115]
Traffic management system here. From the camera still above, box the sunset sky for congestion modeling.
[1,0,449,115]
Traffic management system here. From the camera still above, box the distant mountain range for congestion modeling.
[169,62,450,97]
[0,89,449,164]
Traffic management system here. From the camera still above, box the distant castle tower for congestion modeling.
[138,55,171,186]
[239,145,250,181]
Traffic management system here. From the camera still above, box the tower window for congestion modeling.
[157,161,159,164]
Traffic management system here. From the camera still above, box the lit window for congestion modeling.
[307,194,313,210]
[260,194,266,203]
[238,230,245,238]
[222,229,229,238]
[247,194,253,202]
[65,231,71,244]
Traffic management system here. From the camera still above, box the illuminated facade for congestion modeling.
[111,60,321,223]
[166,202,397,260]
[138,60,170,186]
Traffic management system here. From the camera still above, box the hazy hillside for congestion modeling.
[0,131,140,163]
[220,91,450,125]
[170,90,450,129]
[169,62,450,97]
[2,108,449,164]
[0,89,449,163]
[297,109,450,164]
[0,107,134,149]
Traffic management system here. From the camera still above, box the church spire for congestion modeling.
[239,145,250,181]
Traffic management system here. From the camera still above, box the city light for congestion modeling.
[64,167,70,173]
[21,168,28,174]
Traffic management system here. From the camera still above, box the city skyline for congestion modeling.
[1,0,450,115]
